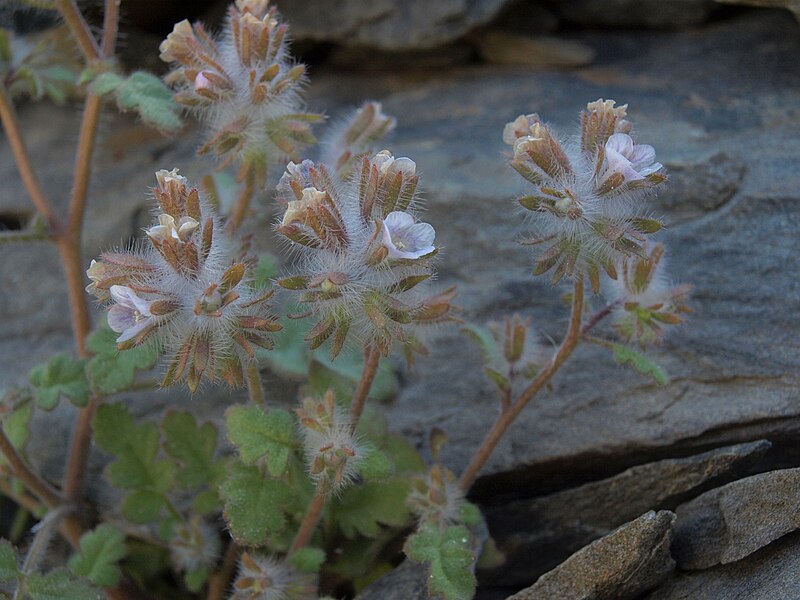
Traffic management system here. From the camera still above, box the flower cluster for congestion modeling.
[610,243,691,346]
[169,516,221,576]
[275,150,456,357]
[231,552,317,600]
[504,99,666,289]
[86,169,280,392]
[407,463,467,526]
[296,390,365,495]
[159,0,320,182]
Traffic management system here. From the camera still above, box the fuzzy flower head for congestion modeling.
[160,2,321,183]
[505,99,667,290]
[231,552,317,600]
[610,243,691,347]
[169,516,221,574]
[86,169,281,392]
[322,101,397,181]
[275,150,457,357]
[407,463,467,527]
[296,390,366,495]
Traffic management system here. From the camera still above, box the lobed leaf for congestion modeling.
[610,342,669,385]
[68,524,127,587]
[334,479,412,539]
[28,353,89,410]
[24,569,104,600]
[115,71,182,132]
[162,411,223,489]
[0,539,19,582]
[225,405,294,477]
[86,325,159,394]
[404,524,476,600]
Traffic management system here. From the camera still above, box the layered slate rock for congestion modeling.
[646,530,800,600]
[507,511,676,600]
[482,441,770,585]
[671,467,800,569]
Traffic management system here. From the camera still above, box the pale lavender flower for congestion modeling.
[381,211,435,260]
[107,285,155,343]
[146,213,199,243]
[601,133,662,184]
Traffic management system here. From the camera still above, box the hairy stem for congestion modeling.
[62,396,100,509]
[349,345,381,432]
[0,87,59,230]
[55,0,101,62]
[459,277,585,490]
[206,540,240,600]
[245,361,266,405]
[0,429,64,509]
[581,300,618,336]
[289,483,326,553]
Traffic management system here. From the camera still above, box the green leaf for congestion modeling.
[252,254,278,290]
[162,411,221,489]
[225,406,294,478]
[115,71,182,132]
[404,525,476,600]
[289,547,325,574]
[184,566,208,593]
[25,569,104,600]
[0,397,32,466]
[384,433,426,475]
[28,353,89,410]
[122,490,166,524]
[221,463,293,545]
[68,524,127,587]
[461,324,500,366]
[609,342,668,385]
[86,325,159,394]
[93,403,175,492]
[90,71,123,96]
[257,310,311,378]
[457,502,482,527]
[358,448,393,481]
[334,479,411,539]
[193,489,221,515]
[310,349,397,403]
[0,539,19,582]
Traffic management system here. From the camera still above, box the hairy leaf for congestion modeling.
[404,525,476,600]
[68,524,127,587]
[28,353,89,410]
[122,490,167,524]
[610,343,668,385]
[162,411,223,489]
[225,405,294,477]
[86,325,159,394]
[334,479,411,539]
[89,71,123,96]
[24,569,103,600]
[221,463,293,545]
[0,539,19,581]
[289,547,325,574]
[115,71,181,132]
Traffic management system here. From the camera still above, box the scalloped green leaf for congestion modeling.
[221,463,293,545]
[289,547,325,574]
[358,448,393,482]
[404,524,476,600]
[28,353,89,410]
[68,524,127,587]
[122,490,166,524]
[86,325,159,394]
[0,539,19,582]
[115,71,182,132]
[25,569,104,600]
[334,478,411,539]
[225,405,294,477]
[90,71,123,96]
[162,411,222,489]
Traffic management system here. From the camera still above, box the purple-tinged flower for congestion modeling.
[107,285,155,343]
[381,211,435,260]
[601,133,662,184]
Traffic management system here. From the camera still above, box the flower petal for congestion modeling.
[108,304,136,333]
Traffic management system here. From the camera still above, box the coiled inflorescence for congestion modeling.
[159,0,320,183]
[504,99,667,291]
[86,169,280,392]
[275,149,456,358]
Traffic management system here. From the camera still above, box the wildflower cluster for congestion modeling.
[231,553,317,600]
[159,0,320,182]
[275,150,456,357]
[86,169,280,392]
[504,99,666,289]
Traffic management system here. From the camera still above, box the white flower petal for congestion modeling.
[108,304,136,333]
[384,211,415,229]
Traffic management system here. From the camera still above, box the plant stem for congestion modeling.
[62,396,100,508]
[289,483,326,553]
[245,361,266,405]
[206,540,240,600]
[55,0,102,62]
[349,345,381,432]
[581,300,618,336]
[458,277,585,490]
[0,87,59,230]
[0,429,64,509]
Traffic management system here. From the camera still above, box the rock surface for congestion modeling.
[671,467,800,569]
[646,529,800,600]
[482,441,770,585]
[508,511,676,600]
[555,0,716,28]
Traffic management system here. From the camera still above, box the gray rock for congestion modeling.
[273,0,510,50]
[474,31,595,67]
[556,0,715,28]
[482,441,770,586]
[507,511,676,600]
[646,530,800,600]
[672,468,800,569]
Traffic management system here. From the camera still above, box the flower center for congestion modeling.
[133,310,145,323]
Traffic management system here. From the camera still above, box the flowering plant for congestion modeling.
[0,2,688,599]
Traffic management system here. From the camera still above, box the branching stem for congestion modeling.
[458,277,585,490]
[0,428,64,509]
[349,345,381,433]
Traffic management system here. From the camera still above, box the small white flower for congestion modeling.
[602,133,662,183]
[193,70,213,92]
[155,168,187,189]
[373,150,416,176]
[146,214,199,242]
[107,285,155,343]
[381,211,435,260]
